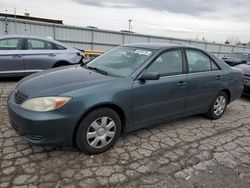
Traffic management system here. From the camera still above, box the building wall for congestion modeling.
[1,17,250,57]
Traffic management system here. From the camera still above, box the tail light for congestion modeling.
[77,52,85,57]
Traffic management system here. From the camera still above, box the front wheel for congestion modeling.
[76,108,121,154]
[205,92,228,120]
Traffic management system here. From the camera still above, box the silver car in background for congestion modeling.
[0,35,84,77]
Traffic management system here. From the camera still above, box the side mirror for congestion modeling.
[140,72,160,81]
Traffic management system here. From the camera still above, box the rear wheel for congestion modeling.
[53,61,70,68]
[76,108,121,154]
[205,91,228,120]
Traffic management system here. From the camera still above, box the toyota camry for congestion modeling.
[7,43,243,154]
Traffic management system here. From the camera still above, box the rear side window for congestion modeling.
[0,38,22,50]
[186,50,219,73]
[27,39,53,50]
[146,50,183,77]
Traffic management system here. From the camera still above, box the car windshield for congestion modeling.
[86,47,154,77]
[227,53,248,60]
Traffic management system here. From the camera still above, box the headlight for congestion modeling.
[21,97,71,112]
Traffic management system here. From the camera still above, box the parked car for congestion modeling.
[235,64,250,96]
[222,52,250,66]
[8,43,243,154]
[0,35,84,77]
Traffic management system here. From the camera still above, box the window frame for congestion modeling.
[142,48,186,78]
[184,48,221,74]
[26,38,52,50]
[0,37,23,50]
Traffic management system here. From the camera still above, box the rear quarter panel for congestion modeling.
[210,53,243,102]
[228,67,244,102]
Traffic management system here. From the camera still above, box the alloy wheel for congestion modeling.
[213,96,226,116]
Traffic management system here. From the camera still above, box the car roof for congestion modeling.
[0,35,69,48]
[122,43,194,50]
[1,35,51,40]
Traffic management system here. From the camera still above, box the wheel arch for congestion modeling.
[73,103,127,145]
[53,60,72,67]
[221,89,231,104]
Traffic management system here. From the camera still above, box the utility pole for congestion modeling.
[128,19,132,31]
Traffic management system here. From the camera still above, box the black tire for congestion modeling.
[205,91,228,120]
[76,108,121,154]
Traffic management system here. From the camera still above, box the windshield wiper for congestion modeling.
[85,66,108,75]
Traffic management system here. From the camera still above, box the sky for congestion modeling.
[0,0,250,43]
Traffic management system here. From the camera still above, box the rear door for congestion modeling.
[132,49,187,126]
[0,38,24,75]
[23,38,58,73]
[184,49,223,114]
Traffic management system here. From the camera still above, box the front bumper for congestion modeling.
[7,91,79,146]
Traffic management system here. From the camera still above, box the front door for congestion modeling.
[132,49,187,126]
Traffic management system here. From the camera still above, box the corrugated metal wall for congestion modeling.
[1,17,250,57]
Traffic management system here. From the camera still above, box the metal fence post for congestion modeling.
[4,16,8,35]
[205,42,208,50]
[53,24,56,39]
[218,44,222,57]
[122,33,125,44]
[91,29,94,50]
[231,46,235,53]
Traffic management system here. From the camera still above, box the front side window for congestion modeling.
[186,50,219,73]
[146,50,183,76]
[0,38,21,50]
[27,39,53,50]
[86,47,154,77]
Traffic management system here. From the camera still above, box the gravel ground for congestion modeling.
[1,79,250,188]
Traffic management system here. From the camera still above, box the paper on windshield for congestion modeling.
[134,49,152,56]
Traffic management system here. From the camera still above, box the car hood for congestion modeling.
[235,64,250,75]
[16,65,116,97]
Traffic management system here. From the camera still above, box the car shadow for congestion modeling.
[241,95,250,102]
